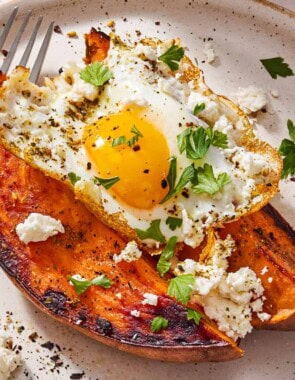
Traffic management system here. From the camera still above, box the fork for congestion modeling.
[0,7,54,83]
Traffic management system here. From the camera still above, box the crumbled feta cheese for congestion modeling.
[158,76,189,103]
[71,72,99,102]
[0,332,21,380]
[116,292,122,299]
[260,266,268,275]
[15,213,65,244]
[232,149,267,177]
[232,86,267,114]
[181,209,204,248]
[257,312,271,322]
[270,89,279,98]
[175,235,267,340]
[203,42,216,63]
[268,277,273,283]
[135,44,157,61]
[142,293,158,306]
[130,310,140,317]
[113,241,142,264]
[187,91,220,123]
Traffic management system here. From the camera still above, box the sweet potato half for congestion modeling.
[0,146,242,362]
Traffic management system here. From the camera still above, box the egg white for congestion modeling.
[0,37,280,248]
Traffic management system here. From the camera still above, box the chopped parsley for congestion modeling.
[260,57,294,79]
[192,163,231,195]
[68,172,81,185]
[80,62,113,86]
[69,274,112,296]
[193,102,206,115]
[158,44,185,71]
[151,316,169,333]
[111,126,143,148]
[93,176,120,189]
[160,157,195,204]
[112,136,127,147]
[165,216,183,231]
[135,219,165,243]
[187,308,202,326]
[177,127,228,160]
[156,236,178,277]
[278,119,295,179]
[167,274,194,304]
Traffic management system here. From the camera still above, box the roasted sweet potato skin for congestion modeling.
[219,205,295,329]
[84,28,110,64]
[0,147,242,362]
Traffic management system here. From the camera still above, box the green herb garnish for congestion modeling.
[177,127,228,160]
[260,57,294,79]
[192,164,231,195]
[278,119,295,179]
[135,219,165,243]
[158,44,185,71]
[127,125,143,147]
[187,308,202,326]
[151,316,169,333]
[68,172,81,185]
[156,236,177,277]
[112,136,127,147]
[193,102,206,115]
[167,274,195,304]
[93,176,120,189]
[160,157,195,204]
[69,274,112,295]
[165,217,183,231]
[80,62,113,86]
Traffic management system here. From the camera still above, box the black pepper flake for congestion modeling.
[143,169,150,174]
[181,189,189,198]
[87,162,92,170]
[161,179,167,189]
[41,341,55,351]
[132,144,140,152]
[155,21,160,25]
[54,25,63,34]
[28,332,38,342]
[70,373,85,380]
[0,49,8,57]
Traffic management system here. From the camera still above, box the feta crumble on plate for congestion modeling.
[113,241,142,264]
[0,332,21,380]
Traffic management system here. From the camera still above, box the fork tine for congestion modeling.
[0,6,19,50]
[1,10,32,74]
[29,21,54,83]
[19,16,43,67]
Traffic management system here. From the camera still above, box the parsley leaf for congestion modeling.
[69,274,112,296]
[187,308,202,326]
[210,130,228,149]
[193,102,206,115]
[165,216,183,231]
[127,125,143,147]
[260,57,294,79]
[192,164,231,195]
[112,136,127,147]
[158,44,185,71]
[157,236,178,277]
[278,119,295,179]
[68,172,81,185]
[177,127,228,161]
[160,157,195,204]
[151,316,169,333]
[135,219,165,243]
[80,62,113,86]
[93,176,120,189]
[167,274,195,304]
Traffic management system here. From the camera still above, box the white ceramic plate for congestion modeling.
[0,0,294,379]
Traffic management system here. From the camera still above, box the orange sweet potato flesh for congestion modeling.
[221,207,295,329]
[0,146,242,362]
[84,28,110,64]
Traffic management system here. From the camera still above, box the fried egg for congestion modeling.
[0,34,281,249]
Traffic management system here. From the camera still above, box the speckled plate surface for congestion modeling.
[0,0,294,379]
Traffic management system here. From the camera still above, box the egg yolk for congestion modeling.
[83,106,170,210]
